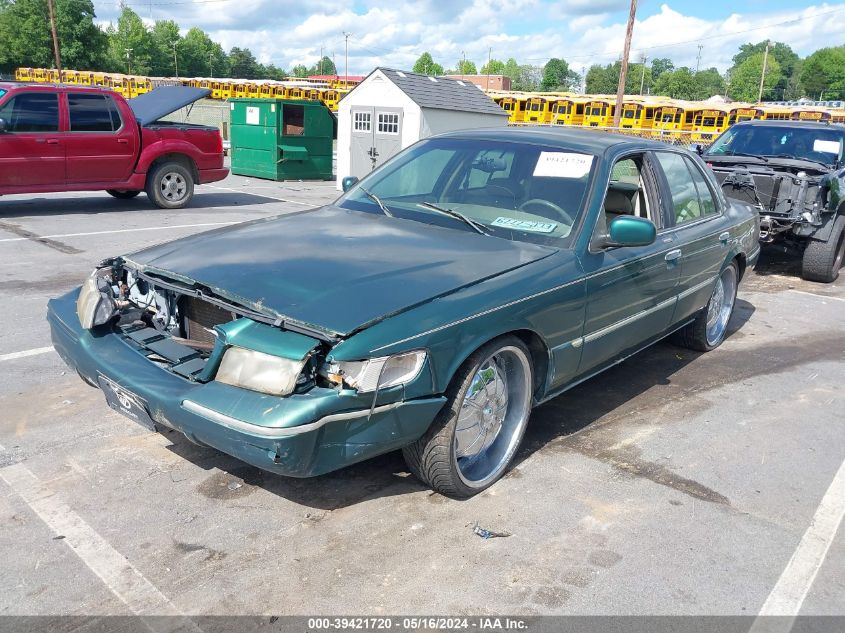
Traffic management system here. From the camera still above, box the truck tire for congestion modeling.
[146,162,194,209]
[801,215,845,283]
[674,261,739,352]
[106,189,141,199]
[402,335,533,498]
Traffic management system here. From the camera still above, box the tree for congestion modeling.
[454,59,477,74]
[693,67,726,99]
[799,47,845,99]
[105,7,153,74]
[307,55,336,76]
[228,46,259,79]
[0,0,107,73]
[290,63,308,78]
[585,62,643,94]
[731,41,798,100]
[149,20,180,76]
[650,57,674,81]
[652,67,698,99]
[180,27,225,77]
[727,53,781,101]
[540,57,578,91]
[479,58,505,75]
[413,52,443,75]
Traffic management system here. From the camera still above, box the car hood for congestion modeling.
[126,206,557,338]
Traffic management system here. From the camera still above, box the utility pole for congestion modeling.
[209,53,213,78]
[125,48,133,75]
[639,53,647,95]
[486,47,492,90]
[343,32,352,88]
[461,50,466,74]
[612,0,637,128]
[46,0,62,77]
[581,66,586,94]
[757,40,770,103]
[170,41,178,78]
[695,44,703,73]
[320,45,324,76]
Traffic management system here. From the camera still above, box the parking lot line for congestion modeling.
[787,289,845,303]
[0,347,54,362]
[0,461,200,631]
[202,183,316,206]
[0,222,237,244]
[754,458,845,623]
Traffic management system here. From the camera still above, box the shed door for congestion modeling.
[372,108,403,169]
[350,108,374,177]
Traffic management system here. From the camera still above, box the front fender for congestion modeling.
[807,208,845,243]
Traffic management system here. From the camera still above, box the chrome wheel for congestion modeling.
[705,266,737,346]
[453,345,532,488]
[160,172,187,202]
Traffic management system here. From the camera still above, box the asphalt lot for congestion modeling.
[0,174,843,618]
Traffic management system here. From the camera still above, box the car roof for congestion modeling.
[731,120,845,132]
[436,126,671,155]
[0,82,116,94]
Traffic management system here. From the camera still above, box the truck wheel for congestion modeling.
[146,162,194,209]
[801,215,845,283]
[106,189,141,199]
[402,336,533,498]
[674,261,738,352]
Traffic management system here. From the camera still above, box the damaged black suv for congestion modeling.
[704,120,845,282]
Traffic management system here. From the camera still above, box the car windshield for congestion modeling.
[337,137,595,246]
[0,89,6,99]
[706,125,844,165]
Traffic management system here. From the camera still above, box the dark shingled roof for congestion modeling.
[367,67,508,117]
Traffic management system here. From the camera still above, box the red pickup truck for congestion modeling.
[0,83,228,208]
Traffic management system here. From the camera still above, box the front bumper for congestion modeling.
[47,290,445,477]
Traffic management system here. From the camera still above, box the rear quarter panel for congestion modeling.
[137,124,224,173]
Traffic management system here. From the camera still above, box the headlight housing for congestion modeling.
[332,350,426,392]
[77,270,116,329]
[215,346,306,396]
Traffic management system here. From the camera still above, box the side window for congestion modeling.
[684,157,718,217]
[376,112,399,134]
[68,93,121,132]
[594,154,656,242]
[352,111,371,132]
[656,152,717,225]
[0,92,59,132]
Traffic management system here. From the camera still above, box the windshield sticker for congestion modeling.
[813,139,840,154]
[533,152,593,178]
[492,216,558,233]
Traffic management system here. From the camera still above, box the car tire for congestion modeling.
[674,261,739,352]
[105,189,141,199]
[801,215,845,283]
[145,161,194,209]
[402,335,534,498]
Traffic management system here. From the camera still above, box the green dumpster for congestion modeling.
[229,98,335,181]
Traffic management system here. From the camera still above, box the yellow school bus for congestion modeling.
[15,68,34,81]
[755,105,792,121]
[524,96,555,124]
[321,89,342,111]
[582,99,616,127]
[650,104,685,137]
[791,109,831,122]
[495,95,523,123]
[683,105,730,142]
[728,106,757,125]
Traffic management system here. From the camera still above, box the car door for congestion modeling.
[63,92,137,182]
[653,151,728,324]
[578,152,681,375]
[0,91,65,189]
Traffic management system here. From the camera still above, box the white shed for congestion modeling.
[336,67,509,188]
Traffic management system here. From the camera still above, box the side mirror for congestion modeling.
[0,118,7,133]
[694,144,704,156]
[341,176,359,192]
[603,216,657,248]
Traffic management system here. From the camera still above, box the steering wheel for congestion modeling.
[518,198,574,224]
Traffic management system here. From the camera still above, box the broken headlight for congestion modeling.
[77,269,117,329]
[327,351,426,392]
[215,346,306,396]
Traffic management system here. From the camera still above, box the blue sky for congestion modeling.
[94,0,845,74]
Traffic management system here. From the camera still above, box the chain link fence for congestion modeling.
[161,100,231,139]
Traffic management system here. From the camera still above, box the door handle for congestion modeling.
[665,249,682,262]
[46,139,59,145]
[117,138,128,144]
[719,231,731,244]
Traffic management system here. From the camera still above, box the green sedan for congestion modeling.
[47,128,760,497]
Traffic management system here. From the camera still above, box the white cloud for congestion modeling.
[96,0,845,73]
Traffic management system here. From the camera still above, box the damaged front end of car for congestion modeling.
[48,257,447,477]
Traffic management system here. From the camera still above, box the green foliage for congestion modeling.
[540,57,578,91]
[413,52,444,75]
[694,67,726,98]
[502,58,541,91]
[479,58,505,75]
[730,41,797,99]
[652,67,697,99]
[291,64,308,78]
[585,61,647,95]
[0,0,107,73]
[105,7,153,74]
[728,53,781,101]
[228,47,259,79]
[650,57,674,81]
[455,59,477,75]
[799,47,845,99]
[149,20,180,76]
